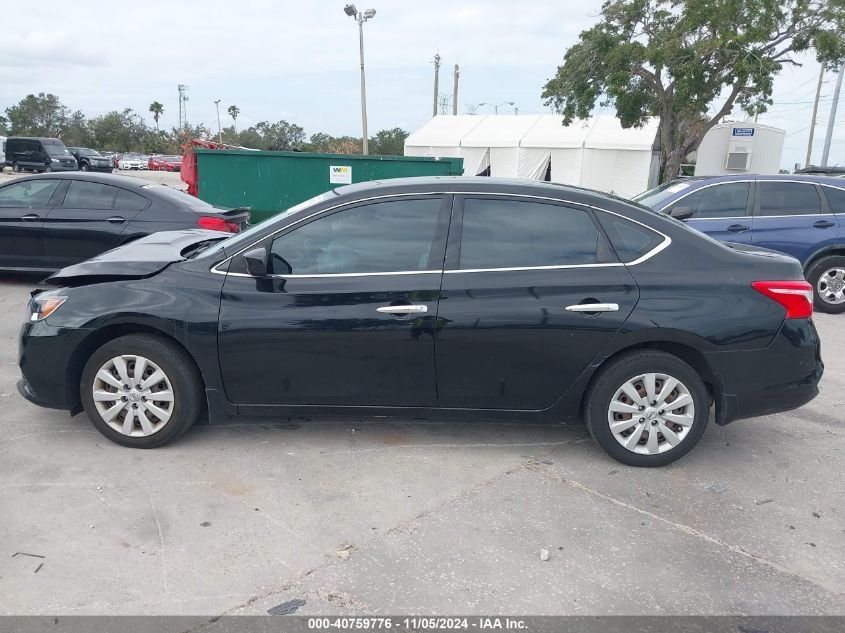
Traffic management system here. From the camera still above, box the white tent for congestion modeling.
[405,114,662,198]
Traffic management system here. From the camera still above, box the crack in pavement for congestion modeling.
[524,462,845,597]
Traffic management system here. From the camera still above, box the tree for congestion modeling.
[0,115,8,136]
[62,110,95,147]
[89,109,149,152]
[542,0,845,183]
[369,127,409,155]
[227,105,240,133]
[237,120,306,151]
[306,132,362,154]
[5,93,67,137]
[149,101,164,132]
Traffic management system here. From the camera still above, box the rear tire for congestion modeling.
[585,350,709,467]
[80,334,203,448]
[806,256,845,314]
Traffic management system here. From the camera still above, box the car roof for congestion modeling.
[7,171,157,188]
[675,173,845,187]
[333,176,631,208]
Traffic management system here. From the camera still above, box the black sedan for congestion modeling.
[18,177,822,466]
[0,172,249,273]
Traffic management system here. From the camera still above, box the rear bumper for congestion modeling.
[707,318,823,425]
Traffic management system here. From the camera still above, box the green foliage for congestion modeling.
[369,127,409,155]
[542,0,845,182]
[2,92,407,159]
[6,93,67,137]
[149,101,164,131]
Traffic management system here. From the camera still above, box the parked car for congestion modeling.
[17,177,821,466]
[118,154,145,170]
[67,147,113,173]
[161,155,183,172]
[0,172,249,273]
[634,174,845,313]
[4,137,78,173]
[147,155,166,170]
[0,135,6,167]
[137,155,150,170]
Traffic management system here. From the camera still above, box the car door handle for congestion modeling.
[727,224,750,233]
[21,214,41,222]
[813,220,836,229]
[376,304,428,314]
[565,303,619,313]
[106,216,126,224]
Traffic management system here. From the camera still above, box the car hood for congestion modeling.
[46,229,227,286]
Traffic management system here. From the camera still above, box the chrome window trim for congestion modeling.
[210,190,672,278]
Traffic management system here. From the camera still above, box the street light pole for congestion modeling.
[345,4,376,155]
[478,101,516,115]
[214,100,222,144]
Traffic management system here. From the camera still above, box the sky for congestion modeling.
[1,0,843,171]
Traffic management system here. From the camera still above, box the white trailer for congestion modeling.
[694,122,785,176]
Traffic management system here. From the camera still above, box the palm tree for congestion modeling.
[227,105,240,133]
[149,101,164,132]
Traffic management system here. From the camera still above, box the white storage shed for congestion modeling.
[694,122,785,176]
[405,114,661,198]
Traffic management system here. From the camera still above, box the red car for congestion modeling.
[162,155,183,172]
[147,155,166,170]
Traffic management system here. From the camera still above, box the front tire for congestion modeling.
[80,162,89,172]
[585,350,709,467]
[80,334,203,448]
[806,256,845,314]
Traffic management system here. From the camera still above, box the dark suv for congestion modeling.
[4,137,78,173]
[67,147,113,173]
[635,175,845,313]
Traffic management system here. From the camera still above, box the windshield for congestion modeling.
[78,148,99,156]
[202,190,338,259]
[45,143,70,157]
[631,180,694,209]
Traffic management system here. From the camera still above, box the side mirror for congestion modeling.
[669,206,693,221]
[242,247,268,277]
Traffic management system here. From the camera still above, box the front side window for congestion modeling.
[757,182,821,216]
[458,198,601,269]
[669,183,750,218]
[0,180,60,208]
[62,181,118,209]
[270,198,443,275]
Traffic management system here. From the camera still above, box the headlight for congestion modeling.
[51,158,60,163]
[30,296,67,321]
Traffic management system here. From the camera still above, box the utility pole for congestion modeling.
[805,65,825,168]
[821,60,844,167]
[452,64,459,116]
[177,84,189,129]
[432,53,441,117]
[214,100,222,144]
[438,94,451,115]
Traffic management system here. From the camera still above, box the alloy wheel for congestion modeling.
[92,355,174,436]
[606,372,695,455]
[817,267,845,306]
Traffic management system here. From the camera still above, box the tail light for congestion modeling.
[197,216,240,233]
[752,281,813,319]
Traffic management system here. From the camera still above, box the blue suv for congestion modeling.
[634,175,845,313]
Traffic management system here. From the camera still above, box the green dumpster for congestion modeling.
[194,149,463,223]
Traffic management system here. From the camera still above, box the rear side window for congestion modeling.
[0,180,60,208]
[757,182,821,216]
[822,186,845,213]
[114,188,148,211]
[669,182,750,218]
[458,198,602,269]
[62,181,118,209]
[596,214,665,263]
